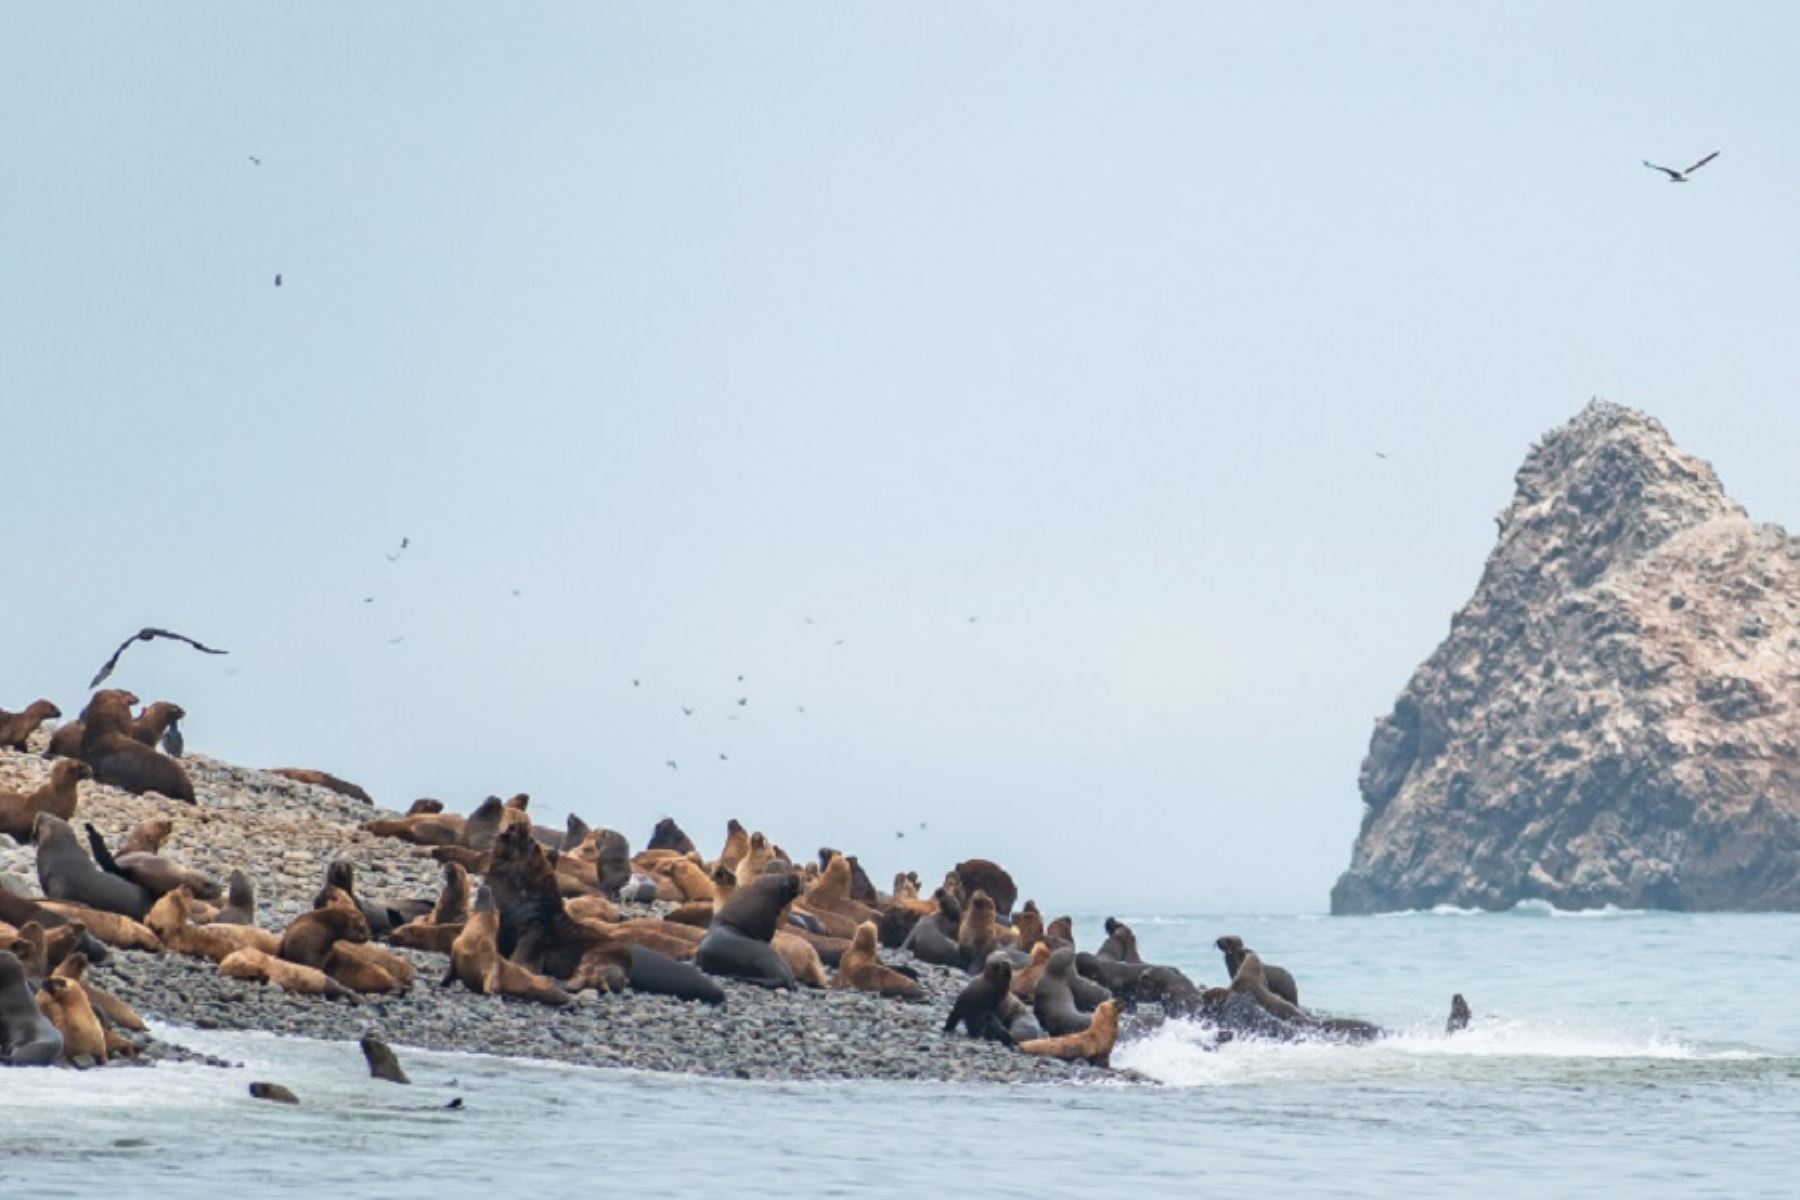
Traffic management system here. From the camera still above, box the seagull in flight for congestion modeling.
[385,536,410,562]
[1374,451,1389,460]
[1642,151,1719,183]
[682,706,695,717]
[248,156,262,165]
[665,760,678,770]
[89,628,229,688]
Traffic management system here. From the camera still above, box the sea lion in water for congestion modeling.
[86,823,221,900]
[0,700,60,751]
[1098,917,1141,963]
[214,870,258,925]
[1216,935,1298,1006]
[1447,993,1471,1034]
[221,949,357,1002]
[33,814,155,920]
[35,975,106,1064]
[0,760,91,841]
[952,858,1017,917]
[901,888,964,967]
[832,921,925,1000]
[943,956,1015,1044]
[0,951,63,1064]
[249,1082,300,1104]
[1018,999,1120,1067]
[697,873,802,990]
[361,1034,409,1084]
[1033,947,1096,1036]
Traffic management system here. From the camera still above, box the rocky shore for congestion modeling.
[1,742,1115,1083]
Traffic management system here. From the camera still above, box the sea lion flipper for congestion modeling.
[84,824,125,877]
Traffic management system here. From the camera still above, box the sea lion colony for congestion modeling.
[1,688,1458,1073]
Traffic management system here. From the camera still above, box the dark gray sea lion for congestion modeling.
[1447,993,1471,1034]
[0,950,63,1065]
[315,860,422,937]
[561,814,591,852]
[995,980,1044,1041]
[593,830,632,900]
[944,956,1015,1044]
[1033,947,1095,1036]
[407,798,445,816]
[1098,917,1142,963]
[1077,952,1201,1014]
[360,1034,410,1084]
[34,814,154,920]
[249,1082,299,1104]
[901,889,964,967]
[876,903,921,949]
[647,817,695,855]
[1217,935,1298,1006]
[846,856,878,906]
[85,823,222,901]
[697,874,802,990]
[461,797,507,851]
[215,870,257,925]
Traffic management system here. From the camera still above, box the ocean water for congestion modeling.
[4,911,1796,1198]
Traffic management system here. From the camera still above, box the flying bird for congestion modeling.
[1374,451,1389,460]
[89,628,229,689]
[1642,152,1719,183]
[895,831,905,839]
[665,760,678,770]
[682,706,695,716]
[274,274,282,287]
[718,753,728,761]
[632,679,641,688]
[385,536,410,562]
[736,697,748,707]
[388,637,404,645]
[160,720,184,758]
[248,156,261,165]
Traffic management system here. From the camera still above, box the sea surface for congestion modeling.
[4,910,1796,1198]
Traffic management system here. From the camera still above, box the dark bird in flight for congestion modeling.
[718,753,728,761]
[632,679,641,688]
[665,760,678,770]
[388,637,404,645]
[248,156,262,165]
[363,597,375,604]
[894,831,904,839]
[919,822,927,830]
[161,720,184,758]
[682,706,695,716]
[89,628,229,688]
[1643,152,1719,182]
[385,536,410,563]
[1374,451,1389,460]
[736,697,748,707]
[274,274,282,287]
[968,615,980,623]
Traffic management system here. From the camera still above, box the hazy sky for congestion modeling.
[4,4,1796,911]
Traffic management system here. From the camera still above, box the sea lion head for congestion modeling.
[27,699,61,721]
[407,798,445,815]
[851,921,879,955]
[504,793,530,811]
[323,860,356,897]
[982,954,1013,991]
[1045,946,1076,977]
[143,701,186,723]
[967,890,995,921]
[51,759,94,785]
[55,952,89,981]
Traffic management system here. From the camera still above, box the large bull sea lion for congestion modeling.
[0,950,63,1064]
[33,814,155,920]
[697,873,802,990]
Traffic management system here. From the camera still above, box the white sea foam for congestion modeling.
[1369,900,1649,919]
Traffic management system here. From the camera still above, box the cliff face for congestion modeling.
[1332,402,1800,913]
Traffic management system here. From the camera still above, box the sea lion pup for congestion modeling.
[248,1082,301,1104]
[35,975,107,1064]
[1033,947,1098,1036]
[647,817,696,856]
[443,885,575,1006]
[120,815,173,856]
[832,922,924,1001]
[952,858,1017,918]
[213,870,258,926]
[361,1034,410,1084]
[697,873,803,990]
[652,857,717,902]
[219,948,357,1002]
[1216,935,1298,1007]
[52,953,145,1032]
[0,760,92,841]
[1012,902,1046,952]
[1043,916,1075,952]
[956,890,1002,972]
[0,951,63,1064]
[484,823,722,1003]
[1447,993,1471,1034]
[85,823,221,901]
[278,895,370,970]
[269,768,373,804]
[1009,942,1053,999]
[146,889,280,962]
[1018,999,1120,1067]
[0,699,60,750]
[902,888,965,967]
[76,690,195,803]
[944,957,1016,1044]
[33,813,155,920]
[1098,918,1142,964]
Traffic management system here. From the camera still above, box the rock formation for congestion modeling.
[1333,401,1800,913]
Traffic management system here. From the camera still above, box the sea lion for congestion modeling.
[278,900,370,970]
[0,760,92,841]
[652,857,717,902]
[1017,999,1120,1067]
[561,813,592,853]
[1216,935,1298,1006]
[6,921,48,976]
[214,869,258,925]
[997,988,1045,1043]
[363,811,465,847]
[957,889,1001,972]
[590,830,633,900]
[1010,942,1053,999]
[444,885,575,1006]
[33,813,155,920]
[803,853,880,924]
[1098,917,1142,964]
[76,692,195,803]
[647,817,696,855]
[408,798,445,815]
[0,699,60,750]
[1076,953,1200,1015]
[52,952,144,1032]
[697,873,802,989]
[1228,951,1307,1022]
[875,903,922,949]
[1012,902,1045,952]
[901,888,964,967]
[120,816,174,855]
[220,948,357,1002]
[832,921,924,1000]
[714,819,751,874]
[34,901,160,952]
[460,796,509,851]
[248,1082,300,1104]
[0,951,62,1064]
[326,943,405,993]
[0,890,112,963]
[86,823,221,900]
[269,768,373,804]
[1044,915,1074,951]
[35,975,106,1064]
[361,1034,409,1084]
[952,858,1017,917]
[314,860,426,936]
[944,957,1015,1044]
[846,856,878,906]
[1033,947,1096,1036]
[732,831,777,887]
[127,702,185,748]
[146,889,279,962]
[1447,993,1471,1034]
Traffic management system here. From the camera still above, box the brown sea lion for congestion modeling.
[647,817,696,855]
[1228,951,1306,1022]
[832,922,924,1000]
[902,887,964,966]
[127,702,185,747]
[714,819,751,873]
[1217,935,1298,1006]
[361,1034,409,1084]
[772,930,831,987]
[325,943,404,993]
[120,816,174,856]
[1013,902,1046,952]
[1018,999,1120,1066]
[52,952,144,1032]
[6,921,48,976]
[732,831,775,887]
[0,700,60,751]
[952,858,1017,917]
[0,760,92,841]
[34,814,155,919]
[86,823,221,900]
[563,893,620,924]
[269,768,373,804]
[407,798,445,815]
[944,957,1015,1043]
[459,796,508,851]
[803,853,880,924]
[41,921,87,972]
[248,1082,301,1103]
[314,859,428,936]
[35,901,160,952]
[278,901,370,970]
[651,857,718,902]
[1010,942,1053,999]
[1447,993,1471,1034]
[219,948,356,1002]
[75,692,194,803]
[146,889,280,962]
[363,811,465,846]
[1044,915,1075,951]
[35,975,106,1064]
[595,919,701,962]
[444,885,575,1005]
[957,890,1001,971]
